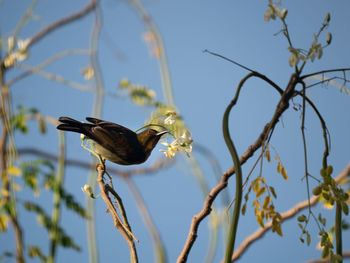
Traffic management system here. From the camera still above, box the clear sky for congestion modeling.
[1,0,350,262]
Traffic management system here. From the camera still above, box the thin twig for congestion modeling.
[96,166,138,263]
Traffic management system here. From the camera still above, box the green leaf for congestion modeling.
[341,202,349,215]
[297,215,307,222]
[269,186,277,199]
[326,165,333,176]
[306,232,311,246]
[241,203,247,215]
[312,185,322,196]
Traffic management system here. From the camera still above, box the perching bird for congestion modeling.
[56,117,167,165]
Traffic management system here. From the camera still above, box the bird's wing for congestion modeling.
[87,122,141,161]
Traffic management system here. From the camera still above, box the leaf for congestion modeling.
[341,202,349,215]
[0,215,9,232]
[241,203,247,215]
[269,186,277,198]
[277,161,282,174]
[298,215,307,222]
[7,166,21,176]
[326,165,333,176]
[312,185,322,196]
[306,232,311,246]
[265,148,271,162]
[281,167,288,180]
[256,186,266,198]
[38,119,46,134]
[257,214,264,227]
[263,196,271,209]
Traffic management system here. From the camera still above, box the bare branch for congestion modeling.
[96,165,138,262]
[28,0,98,48]
[17,147,173,177]
[177,73,299,263]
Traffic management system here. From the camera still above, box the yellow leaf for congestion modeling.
[281,167,288,180]
[265,149,271,162]
[0,215,9,232]
[1,189,9,197]
[277,161,282,174]
[257,213,264,227]
[275,224,283,236]
[256,186,266,198]
[323,200,334,210]
[275,154,279,162]
[7,166,21,176]
[263,196,271,209]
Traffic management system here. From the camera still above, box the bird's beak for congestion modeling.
[156,130,168,137]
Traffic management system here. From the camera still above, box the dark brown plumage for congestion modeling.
[57,117,167,165]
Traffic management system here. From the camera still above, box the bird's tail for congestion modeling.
[57,117,88,134]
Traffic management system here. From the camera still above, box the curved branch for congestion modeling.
[204,50,284,95]
[222,73,247,263]
[177,73,298,263]
[230,163,350,262]
[28,0,98,48]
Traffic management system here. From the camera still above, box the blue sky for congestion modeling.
[1,0,350,262]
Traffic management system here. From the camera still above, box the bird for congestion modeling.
[56,117,167,165]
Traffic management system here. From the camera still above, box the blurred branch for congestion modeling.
[126,0,174,106]
[86,5,104,263]
[28,0,98,48]
[230,163,350,262]
[7,49,91,87]
[17,147,173,177]
[48,131,66,263]
[123,176,167,263]
[0,58,24,263]
[15,63,92,92]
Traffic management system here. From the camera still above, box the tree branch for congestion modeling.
[96,165,138,262]
[177,73,299,263]
[17,147,173,177]
[28,0,98,48]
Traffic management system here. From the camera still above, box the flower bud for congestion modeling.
[325,12,330,23]
[326,32,332,45]
[280,8,288,19]
[82,184,94,198]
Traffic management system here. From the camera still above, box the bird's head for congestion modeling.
[137,129,168,156]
